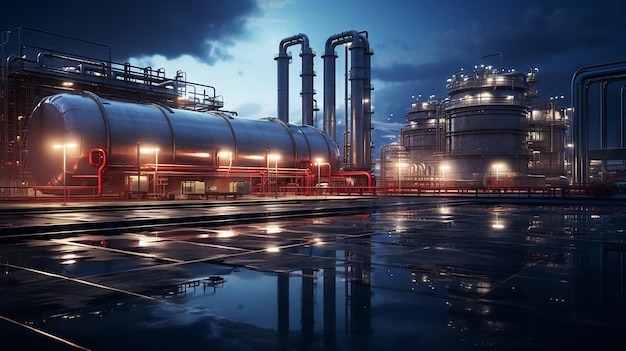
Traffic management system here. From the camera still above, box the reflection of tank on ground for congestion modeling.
[446,280,523,300]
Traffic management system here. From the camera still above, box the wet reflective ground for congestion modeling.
[1,198,626,350]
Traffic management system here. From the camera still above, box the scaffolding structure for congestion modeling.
[527,101,568,181]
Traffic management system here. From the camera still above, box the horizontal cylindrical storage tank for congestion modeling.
[28,92,340,187]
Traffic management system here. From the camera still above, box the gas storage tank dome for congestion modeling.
[28,92,340,187]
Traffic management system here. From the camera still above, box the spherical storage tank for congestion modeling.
[28,92,340,188]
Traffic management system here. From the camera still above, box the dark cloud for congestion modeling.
[367,0,626,151]
[0,0,260,63]
[371,0,626,110]
[480,2,626,66]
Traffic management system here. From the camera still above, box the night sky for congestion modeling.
[2,0,625,149]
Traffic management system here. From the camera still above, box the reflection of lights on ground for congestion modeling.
[313,237,324,245]
[60,313,82,320]
[394,225,408,234]
[265,225,281,234]
[215,206,238,216]
[310,218,331,225]
[265,246,280,253]
[137,235,161,247]
[215,230,235,238]
[492,222,505,229]
[492,212,505,229]
[60,254,77,265]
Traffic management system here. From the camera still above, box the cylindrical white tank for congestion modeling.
[28,92,340,187]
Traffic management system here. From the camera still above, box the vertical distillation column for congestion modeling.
[276,34,316,125]
[323,31,372,170]
[0,30,7,186]
[323,32,354,141]
[350,35,366,169]
[363,38,374,169]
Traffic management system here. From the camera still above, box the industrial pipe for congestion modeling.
[322,30,372,171]
[571,61,626,184]
[275,34,315,126]
[88,148,107,196]
[363,33,374,171]
[322,30,358,140]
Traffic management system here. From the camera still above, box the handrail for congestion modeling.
[0,183,616,201]
[5,46,222,111]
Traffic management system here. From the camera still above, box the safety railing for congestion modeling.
[0,186,124,202]
[378,185,613,199]
[0,184,616,202]
[268,185,614,199]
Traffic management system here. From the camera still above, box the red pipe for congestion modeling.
[89,148,107,196]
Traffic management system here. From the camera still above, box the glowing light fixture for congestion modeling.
[53,143,77,205]
[440,164,449,181]
[492,163,504,181]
